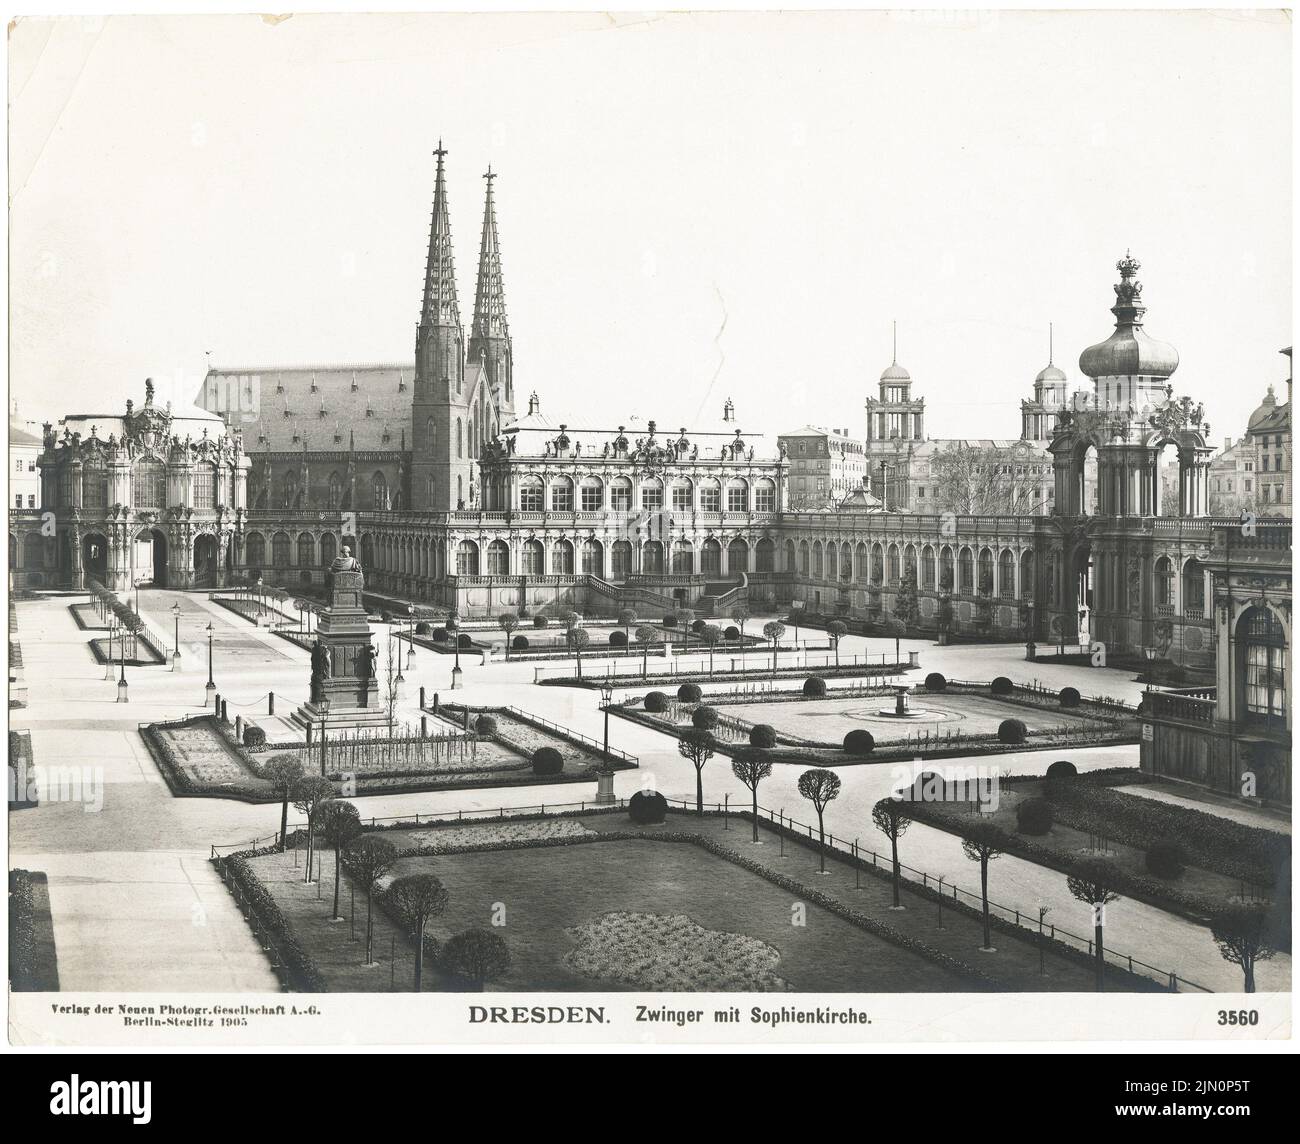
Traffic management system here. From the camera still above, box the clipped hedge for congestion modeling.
[628,790,668,824]
[997,718,1027,745]
[691,705,719,731]
[843,729,875,756]
[474,715,498,736]
[609,631,628,647]
[1045,759,1078,782]
[531,748,564,776]
[243,725,267,750]
[533,615,550,629]
[1059,686,1081,708]
[512,635,530,650]
[1015,797,1053,835]
[644,691,669,713]
[677,682,703,703]
[925,672,947,693]
[991,676,1013,696]
[457,634,474,649]
[724,625,741,641]
[415,621,431,635]
[749,724,777,749]
[802,676,828,697]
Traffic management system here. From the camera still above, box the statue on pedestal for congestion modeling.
[309,638,331,703]
[330,545,362,573]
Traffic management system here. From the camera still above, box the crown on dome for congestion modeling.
[1078,251,1179,380]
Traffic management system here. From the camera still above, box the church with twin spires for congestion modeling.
[199,143,515,517]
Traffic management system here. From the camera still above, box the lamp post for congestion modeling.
[256,577,265,619]
[451,631,463,690]
[1143,645,1156,690]
[395,617,405,684]
[407,605,416,669]
[171,601,182,671]
[318,697,330,777]
[116,619,129,703]
[1024,599,1036,662]
[595,682,617,804]
[105,619,117,680]
[205,622,217,705]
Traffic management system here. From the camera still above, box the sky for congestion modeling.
[7,9,1292,446]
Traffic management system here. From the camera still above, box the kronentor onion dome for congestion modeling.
[1078,252,1179,380]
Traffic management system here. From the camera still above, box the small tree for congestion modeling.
[383,630,400,732]
[1210,903,1278,994]
[677,727,715,815]
[699,623,722,674]
[441,927,510,991]
[797,768,842,873]
[291,775,337,884]
[617,608,637,643]
[1067,859,1121,991]
[386,873,449,992]
[345,835,398,966]
[319,800,362,920]
[730,607,750,642]
[762,620,786,675]
[498,613,519,660]
[960,819,1004,951]
[827,619,849,667]
[731,750,773,843]
[568,626,590,679]
[880,613,906,665]
[675,609,695,648]
[871,798,912,908]
[264,755,304,852]
[634,624,658,676]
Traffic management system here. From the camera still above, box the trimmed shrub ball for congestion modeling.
[531,747,564,776]
[1146,839,1187,879]
[691,705,719,731]
[512,635,529,650]
[843,729,875,756]
[644,691,669,713]
[243,725,267,750]
[925,672,947,693]
[628,789,668,825]
[1015,797,1053,835]
[677,682,703,703]
[997,718,1028,744]
[803,676,828,697]
[533,615,550,629]
[662,614,678,628]
[749,723,777,748]
[382,610,394,623]
[474,714,498,736]
[609,630,628,646]
[1045,759,1077,783]
[724,625,741,641]
[432,628,449,644]
[457,634,473,649]
[691,619,707,633]
[991,676,1013,696]
[415,621,431,635]
[1059,686,1081,708]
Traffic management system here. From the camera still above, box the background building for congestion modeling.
[9,406,42,511]
[11,380,249,590]
[778,424,866,510]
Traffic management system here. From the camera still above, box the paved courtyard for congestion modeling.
[8,587,1291,994]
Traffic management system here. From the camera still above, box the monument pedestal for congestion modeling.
[294,566,382,730]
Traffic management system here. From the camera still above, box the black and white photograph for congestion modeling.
[3,4,1293,1078]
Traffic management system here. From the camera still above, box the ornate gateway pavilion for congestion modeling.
[9,380,250,591]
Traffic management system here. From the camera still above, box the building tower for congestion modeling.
[1021,324,1069,442]
[468,168,514,425]
[865,323,925,444]
[412,143,467,511]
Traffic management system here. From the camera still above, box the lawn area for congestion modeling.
[714,692,1101,745]
[248,831,969,992]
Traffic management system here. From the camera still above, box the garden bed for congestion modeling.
[143,705,625,803]
[902,769,1290,941]
[68,602,110,630]
[89,634,167,666]
[8,869,60,991]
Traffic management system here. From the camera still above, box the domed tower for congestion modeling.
[865,323,925,444]
[1021,324,1069,442]
[1078,251,1179,409]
